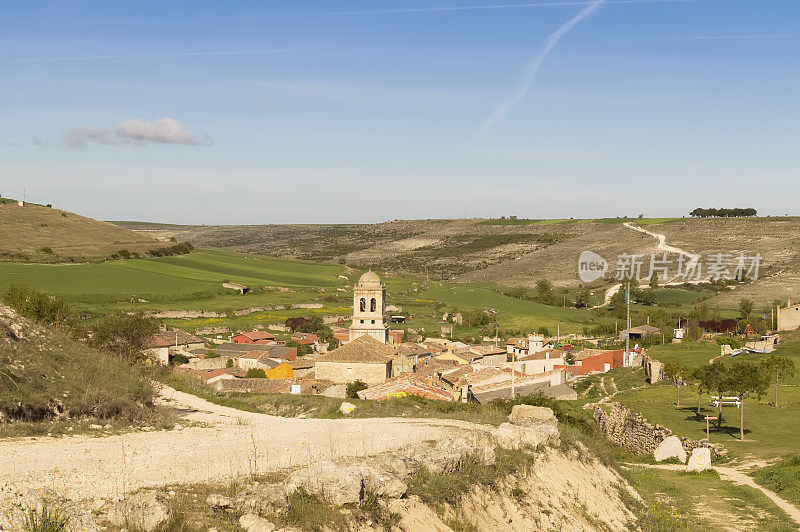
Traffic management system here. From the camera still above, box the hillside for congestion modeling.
[0,302,163,430]
[117,216,800,305]
[0,200,165,261]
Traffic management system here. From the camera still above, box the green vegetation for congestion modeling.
[22,503,70,532]
[345,380,368,399]
[2,284,71,328]
[752,455,800,508]
[245,368,267,378]
[621,466,797,531]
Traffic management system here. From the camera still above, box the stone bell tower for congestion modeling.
[349,271,389,343]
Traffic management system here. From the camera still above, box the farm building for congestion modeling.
[619,325,660,341]
[314,334,396,385]
[222,282,249,294]
[555,349,625,376]
[507,348,567,375]
[229,331,276,344]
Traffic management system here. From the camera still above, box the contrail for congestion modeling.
[11,49,287,64]
[481,0,606,133]
[315,0,690,16]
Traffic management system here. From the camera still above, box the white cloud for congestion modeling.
[62,126,114,148]
[62,117,211,148]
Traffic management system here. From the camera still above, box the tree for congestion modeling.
[697,361,728,428]
[649,272,659,289]
[723,361,769,440]
[664,362,692,407]
[574,290,590,309]
[226,358,234,368]
[759,356,796,407]
[89,311,159,362]
[692,365,710,415]
[638,290,656,306]
[535,279,555,305]
[346,380,368,399]
[246,368,267,378]
[739,298,754,320]
[286,339,313,356]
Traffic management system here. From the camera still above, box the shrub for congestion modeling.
[346,380,368,398]
[36,246,54,254]
[22,502,70,532]
[1,284,71,328]
[88,311,159,361]
[246,368,267,378]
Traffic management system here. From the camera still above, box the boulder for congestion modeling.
[686,448,712,472]
[406,437,495,474]
[491,422,559,450]
[461,429,497,448]
[107,491,172,531]
[339,402,356,415]
[239,513,275,532]
[653,436,687,463]
[508,405,558,428]
[360,464,408,499]
[284,461,364,505]
[234,483,288,515]
[206,494,233,508]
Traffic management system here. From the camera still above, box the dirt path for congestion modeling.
[594,223,703,308]
[0,386,477,501]
[631,463,800,526]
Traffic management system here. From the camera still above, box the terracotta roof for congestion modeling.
[518,349,566,362]
[237,331,276,341]
[150,329,204,347]
[357,374,453,401]
[316,335,397,364]
[145,335,171,348]
[395,343,433,357]
[288,358,316,369]
[469,345,507,356]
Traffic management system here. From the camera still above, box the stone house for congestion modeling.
[777,298,800,331]
[357,373,453,401]
[314,335,396,385]
[229,331,276,344]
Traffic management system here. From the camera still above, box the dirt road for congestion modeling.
[0,386,475,501]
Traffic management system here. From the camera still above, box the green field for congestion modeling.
[0,249,616,335]
[612,334,800,463]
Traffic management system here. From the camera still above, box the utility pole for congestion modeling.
[511,349,516,400]
[625,280,631,366]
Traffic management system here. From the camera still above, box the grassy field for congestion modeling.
[621,466,798,531]
[613,333,800,463]
[0,248,618,335]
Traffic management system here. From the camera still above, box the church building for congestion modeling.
[349,271,389,344]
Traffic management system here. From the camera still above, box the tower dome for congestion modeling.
[357,271,382,288]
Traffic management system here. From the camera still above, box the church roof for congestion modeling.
[316,335,396,364]
[357,271,382,288]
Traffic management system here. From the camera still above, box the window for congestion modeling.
[360,319,364,324]
[371,320,375,324]
[370,298,377,312]
[360,298,366,312]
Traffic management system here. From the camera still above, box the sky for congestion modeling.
[1,0,798,224]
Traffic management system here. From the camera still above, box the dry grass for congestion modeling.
[0,202,163,261]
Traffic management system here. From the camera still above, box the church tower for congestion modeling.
[349,271,388,343]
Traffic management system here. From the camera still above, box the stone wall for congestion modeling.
[593,402,726,457]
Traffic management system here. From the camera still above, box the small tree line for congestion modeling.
[689,207,757,218]
[664,355,795,441]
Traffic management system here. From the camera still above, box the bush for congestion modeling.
[246,368,267,378]
[36,246,54,255]
[346,380,368,398]
[2,284,71,328]
[88,311,159,361]
[22,502,70,532]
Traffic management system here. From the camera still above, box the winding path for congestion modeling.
[593,222,701,308]
[630,463,800,526]
[0,386,474,501]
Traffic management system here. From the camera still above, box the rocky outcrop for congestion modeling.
[107,490,172,531]
[0,486,99,532]
[687,448,712,472]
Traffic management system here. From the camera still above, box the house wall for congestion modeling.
[509,356,566,375]
[230,334,254,344]
[777,304,800,332]
[314,361,390,385]
[145,347,169,365]
[265,363,293,379]
[479,353,507,367]
[236,357,260,371]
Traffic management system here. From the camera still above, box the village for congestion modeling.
[147,271,786,409]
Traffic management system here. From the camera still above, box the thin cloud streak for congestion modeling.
[314,0,692,16]
[687,33,788,40]
[482,0,606,133]
[11,49,287,64]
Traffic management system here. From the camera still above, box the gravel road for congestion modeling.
[0,386,473,501]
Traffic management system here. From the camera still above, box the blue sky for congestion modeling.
[1,1,798,224]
